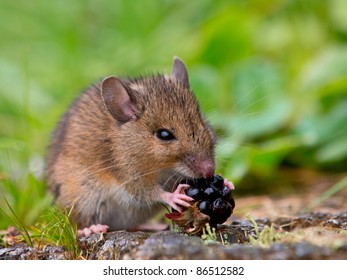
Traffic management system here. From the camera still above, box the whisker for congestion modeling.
[162,170,180,190]
[117,165,178,188]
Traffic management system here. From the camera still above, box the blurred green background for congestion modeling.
[1,0,347,228]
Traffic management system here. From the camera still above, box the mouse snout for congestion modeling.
[185,155,215,178]
[198,159,215,178]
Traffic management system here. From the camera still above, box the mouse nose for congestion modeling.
[199,160,215,178]
[186,155,215,178]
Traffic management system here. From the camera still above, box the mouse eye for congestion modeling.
[155,128,176,141]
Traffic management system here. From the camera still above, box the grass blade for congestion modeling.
[307,176,347,210]
[0,196,33,247]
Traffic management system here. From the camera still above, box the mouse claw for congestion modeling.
[77,224,109,237]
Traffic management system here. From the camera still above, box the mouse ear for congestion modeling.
[101,76,137,123]
[171,57,189,88]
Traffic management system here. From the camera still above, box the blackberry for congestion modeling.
[185,186,203,200]
[220,186,232,201]
[229,195,235,211]
[204,186,219,199]
[210,175,224,189]
[198,200,212,215]
[181,174,235,226]
[210,198,232,225]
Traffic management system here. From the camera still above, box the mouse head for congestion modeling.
[101,58,215,179]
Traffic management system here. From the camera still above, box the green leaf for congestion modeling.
[316,134,347,163]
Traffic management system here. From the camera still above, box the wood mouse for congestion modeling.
[47,57,233,236]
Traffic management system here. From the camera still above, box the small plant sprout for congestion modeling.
[201,223,217,244]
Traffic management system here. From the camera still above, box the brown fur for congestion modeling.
[47,60,215,230]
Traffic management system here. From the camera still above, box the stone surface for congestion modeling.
[1,211,347,260]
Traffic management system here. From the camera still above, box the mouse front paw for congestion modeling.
[77,224,109,237]
[223,177,235,190]
[160,184,193,213]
